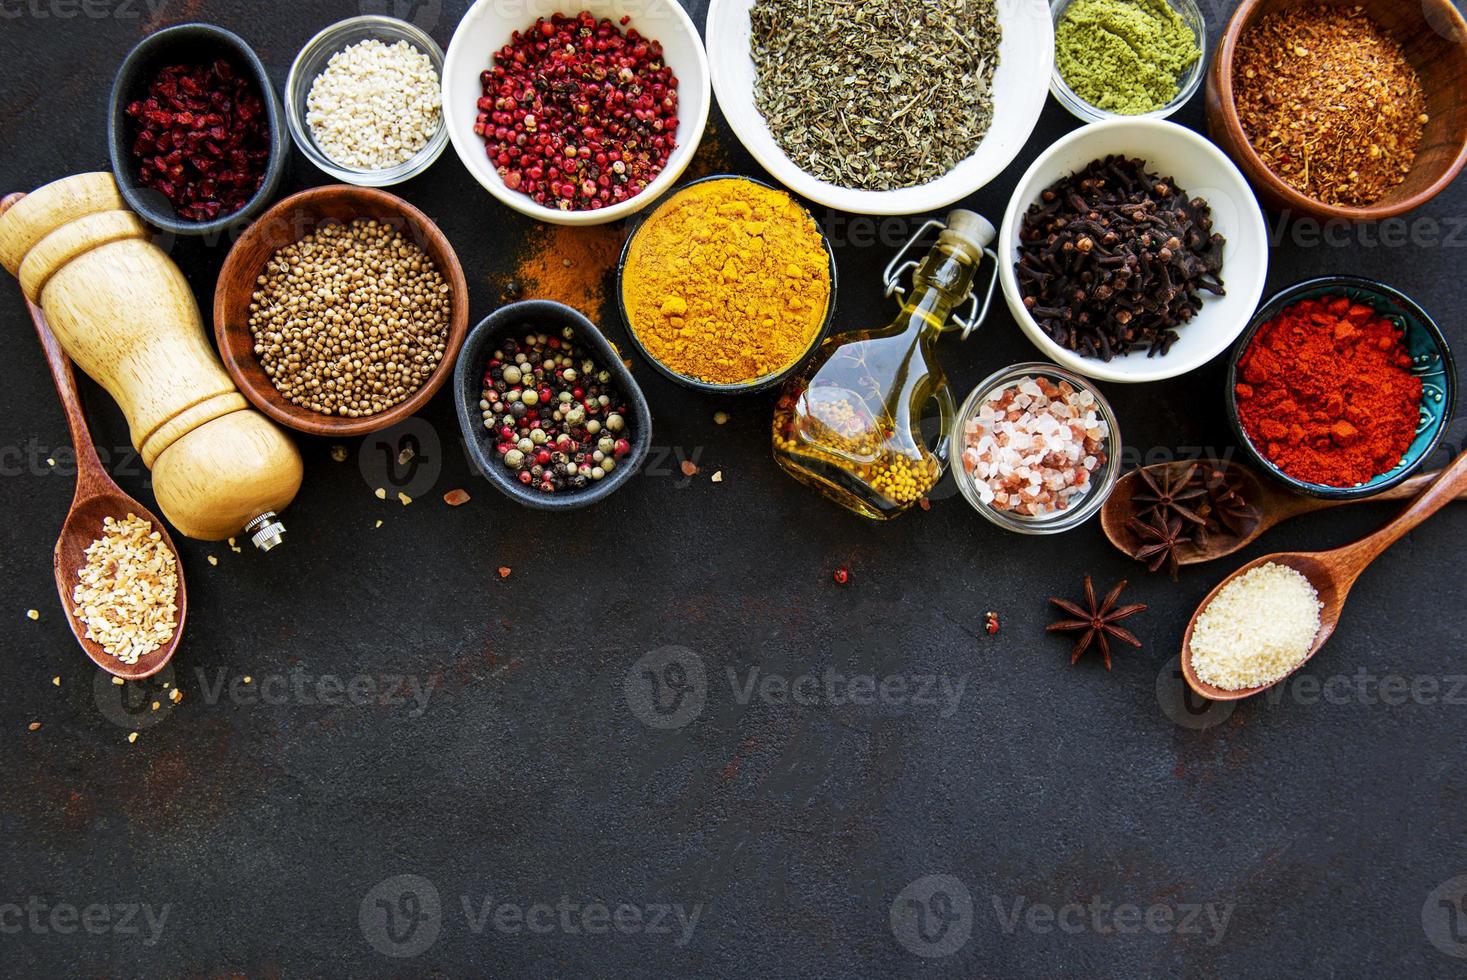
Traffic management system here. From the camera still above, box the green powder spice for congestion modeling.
[1055,0,1201,115]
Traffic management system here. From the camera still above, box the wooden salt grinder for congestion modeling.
[0,173,303,550]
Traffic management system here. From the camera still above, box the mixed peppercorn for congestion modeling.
[480,328,633,493]
[125,59,270,222]
[474,11,679,211]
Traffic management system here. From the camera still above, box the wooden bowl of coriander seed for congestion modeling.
[214,185,468,436]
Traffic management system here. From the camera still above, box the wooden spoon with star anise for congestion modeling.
[1101,459,1462,570]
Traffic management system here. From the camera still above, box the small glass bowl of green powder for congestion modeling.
[1050,0,1205,124]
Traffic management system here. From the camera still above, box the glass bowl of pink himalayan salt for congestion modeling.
[952,362,1122,535]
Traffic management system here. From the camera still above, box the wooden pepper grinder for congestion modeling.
[0,173,303,550]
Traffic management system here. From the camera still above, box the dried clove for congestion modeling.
[1017,156,1226,361]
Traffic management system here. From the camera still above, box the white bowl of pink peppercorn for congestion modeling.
[442,0,711,226]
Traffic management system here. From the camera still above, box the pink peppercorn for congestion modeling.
[475,11,679,212]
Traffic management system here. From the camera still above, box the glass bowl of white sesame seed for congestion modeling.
[285,15,449,187]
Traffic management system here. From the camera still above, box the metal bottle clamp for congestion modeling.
[882,217,1001,340]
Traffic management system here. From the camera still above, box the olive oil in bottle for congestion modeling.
[772,210,997,519]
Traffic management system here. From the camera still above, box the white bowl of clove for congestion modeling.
[998,118,1269,384]
[705,0,1054,215]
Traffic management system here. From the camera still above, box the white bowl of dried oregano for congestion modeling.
[706,0,1054,215]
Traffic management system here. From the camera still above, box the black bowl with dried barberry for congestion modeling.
[454,300,653,511]
[108,23,288,236]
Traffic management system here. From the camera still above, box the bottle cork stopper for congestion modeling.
[939,210,996,261]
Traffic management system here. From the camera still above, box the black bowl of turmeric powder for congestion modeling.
[616,175,836,394]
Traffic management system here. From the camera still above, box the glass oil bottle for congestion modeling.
[772,210,998,520]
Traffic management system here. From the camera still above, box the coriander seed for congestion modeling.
[248,218,451,418]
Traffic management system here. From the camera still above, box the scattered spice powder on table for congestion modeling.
[1234,296,1422,487]
[620,178,831,385]
[1233,7,1427,207]
[684,119,733,182]
[504,223,627,314]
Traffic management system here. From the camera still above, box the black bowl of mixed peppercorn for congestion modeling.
[454,300,652,510]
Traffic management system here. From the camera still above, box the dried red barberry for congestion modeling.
[126,59,270,222]
[477,11,679,212]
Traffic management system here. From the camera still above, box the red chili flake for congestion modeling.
[832,567,850,586]
[498,567,512,579]
[474,11,679,212]
[680,460,699,477]
[125,59,270,222]
[443,489,471,506]
[984,611,1000,635]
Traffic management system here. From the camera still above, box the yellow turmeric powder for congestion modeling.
[620,177,831,385]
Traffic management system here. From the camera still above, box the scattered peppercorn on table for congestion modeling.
[3,0,1467,976]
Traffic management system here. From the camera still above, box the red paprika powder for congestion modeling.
[1234,296,1421,486]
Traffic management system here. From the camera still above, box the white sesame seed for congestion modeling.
[306,38,441,171]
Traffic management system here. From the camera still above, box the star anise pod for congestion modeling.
[1195,464,1259,538]
[1129,510,1192,579]
[1047,575,1147,670]
[1132,462,1208,527]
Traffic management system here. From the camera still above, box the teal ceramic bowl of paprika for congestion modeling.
[1225,277,1456,500]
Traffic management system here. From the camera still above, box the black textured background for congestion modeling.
[3,0,1467,976]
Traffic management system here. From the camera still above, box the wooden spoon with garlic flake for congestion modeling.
[3,192,185,680]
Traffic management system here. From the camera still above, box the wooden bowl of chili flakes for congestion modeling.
[1206,0,1467,222]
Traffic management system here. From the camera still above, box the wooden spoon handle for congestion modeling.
[3,191,110,497]
[1367,470,1467,502]
[1338,448,1467,577]
[23,295,111,494]
[1273,469,1465,520]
